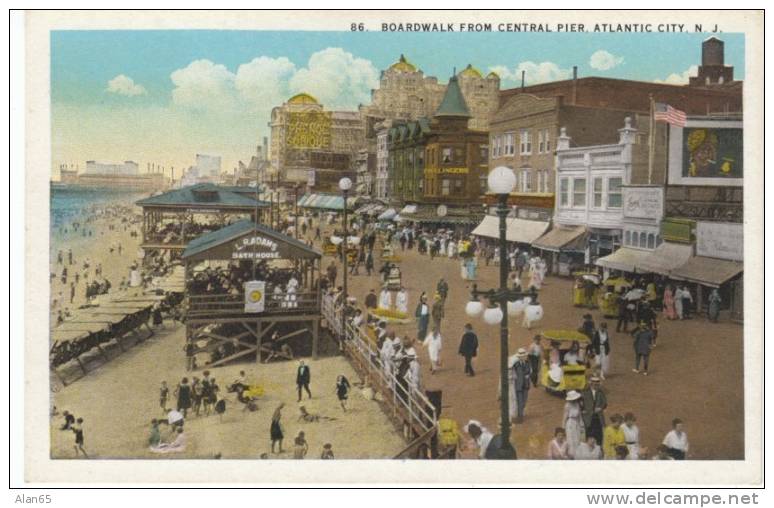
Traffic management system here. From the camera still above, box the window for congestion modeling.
[625,231,631,245]
[442,148,452,164]
[454,179,463,194]
[479,175,488,193]
[521,169,531,192]
[593,178,604,208]
[572,178,586,207]
[479,145,488,164]
[608,177,622,208]
[647,233,655,249]
[520,130,531,155]
[504,132,515,155]
[560,178,569,207]
[545,129,551,152]
[543,170,551,192]
[639,232,647,247]
[536,171,543,194]
[538,130,546,153]
[441,179,450,196]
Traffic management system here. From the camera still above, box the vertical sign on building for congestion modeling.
[244,280,266,313]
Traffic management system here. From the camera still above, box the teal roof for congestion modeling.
[182,219,321,260]
[435,75,471,118]
[136,183,269,209]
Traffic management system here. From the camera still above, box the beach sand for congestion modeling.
[49,203,407,460]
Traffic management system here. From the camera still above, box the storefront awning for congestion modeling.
[596,247,654,273]
[638,242,694,276]
[471,215,550,244]
[377,208,397,221]
[297,193,356,211]
[533,225,587,253]
[671,256,743,288]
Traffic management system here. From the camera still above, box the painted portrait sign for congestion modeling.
[668,119,743,186]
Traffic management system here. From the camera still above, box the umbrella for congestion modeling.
[167,410,184,425]
[625,288,646,301]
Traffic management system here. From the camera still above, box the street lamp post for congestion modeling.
[294,184,300,240]
[339,177,352,339]
[464,166,543,460]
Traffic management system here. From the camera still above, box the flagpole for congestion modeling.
[648,94,654,185]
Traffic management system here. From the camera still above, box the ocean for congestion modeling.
[50,186,145,251]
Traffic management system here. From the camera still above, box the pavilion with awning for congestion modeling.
[181,219,323,368]
[136,183,269,259]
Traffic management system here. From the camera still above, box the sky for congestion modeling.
[51,30,745,177]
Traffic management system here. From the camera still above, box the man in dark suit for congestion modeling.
[512,348,532,423]
[296,360,311,401]
[458,323,479,376]
[581,376,608,446]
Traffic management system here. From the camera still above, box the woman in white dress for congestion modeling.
[447,239,456,259]
[395,288,409,314]
[423,328,443,373]
[563,391,584,458]
[622,412,640,459]
[673,286,685,319]
[378,287,392,310]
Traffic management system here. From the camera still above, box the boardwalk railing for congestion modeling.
[321,295,438,441]
[187,291,319,318]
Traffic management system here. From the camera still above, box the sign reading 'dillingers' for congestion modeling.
[232,235,281,260]
[623,187,663,220]
[696,222,743,262]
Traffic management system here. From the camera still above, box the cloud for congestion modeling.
[106,74,147,96]
[170,59,237,110]
[489,61,572,85]
[168,48,378,114]
[589,50,624,71]
[289,48,379,109]
[235,56,296,107]
[654,65,699,85]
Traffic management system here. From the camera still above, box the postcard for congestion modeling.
[21,9,763,485]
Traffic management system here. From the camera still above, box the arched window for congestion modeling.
[647,233,655,249]
[624,231,631,245]
[639,232,647,247]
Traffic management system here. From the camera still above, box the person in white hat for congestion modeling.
[512,347,533,423]
[563,390,584,458]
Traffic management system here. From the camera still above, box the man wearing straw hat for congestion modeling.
[512,348,533,423]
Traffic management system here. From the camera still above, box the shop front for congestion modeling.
[532,225,588,276]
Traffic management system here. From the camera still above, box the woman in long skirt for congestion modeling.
[270,403,285,453]
[663,285,677,320]
[336,375,351,411]
[563,392,584,458]
[423,328,443,373]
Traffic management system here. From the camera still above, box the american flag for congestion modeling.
[654,102,687,127]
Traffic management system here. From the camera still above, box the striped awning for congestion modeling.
[671,256,743,288]
[596,247,653,273]
[471,215,550,244]
[533,225,587,252]
[638,242,694,276]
